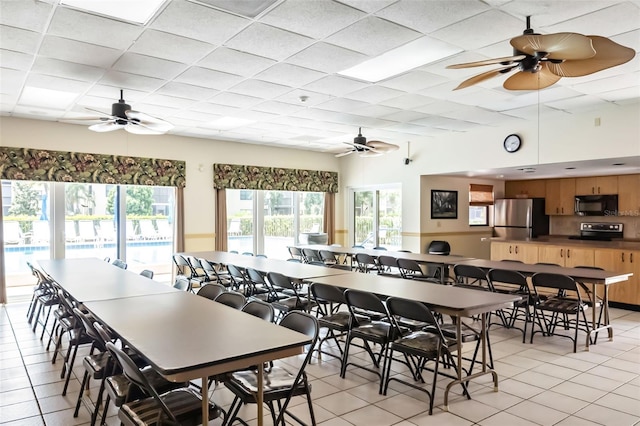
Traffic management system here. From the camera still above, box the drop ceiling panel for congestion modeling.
[228,79,293,99]
[0,0,52,32]
[285,42,368,74]
[129,30,215,63]
[325,16,422,57]
[39,36,122,68]
[315,98,369,113]
[431,10,525,50]
[344,86,405,103]
[376,0,490,34]
[544,3,640,37]
[261,0,365,39]
[254,63,326,87]
[210,92,263,108]
[150,0,250,45]
[336,0,397,14]
[253,101,308,115]
[156,82,218,101]
[378,70,449,92]
[143,93,197,109]
[0,49,34,71]
[226,23,314,61]
[0,68,26,95]
[31,57,104,82]
[352,104,401,118]
[48,7,143,50]
[174,67,244,89]
[198,47,276,77]
[113,53,188,80]
[303,75,369,97]
[99,71,166,92]
[275,89,334,106]
[380,94,436,109]
[0,26,42,54]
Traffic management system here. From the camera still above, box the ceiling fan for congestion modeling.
[335,128,399,158]
[447,16,636,91]
[68,90,174,135]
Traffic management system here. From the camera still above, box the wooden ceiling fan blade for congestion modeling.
[546,36,636,77]
[446,55,525,69]
[511,33,595,60]
[367,140,399,152]
[453,65,516,90]
[503,63,561,90]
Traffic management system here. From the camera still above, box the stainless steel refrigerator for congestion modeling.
[494,198,549,239]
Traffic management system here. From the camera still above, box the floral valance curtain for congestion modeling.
[213,163,338,193]
[0,147,186,187]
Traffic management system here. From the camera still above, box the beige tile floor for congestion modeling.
[2,301,640,426]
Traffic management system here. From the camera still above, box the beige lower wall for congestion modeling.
[420,232,494,259]
[185,233,215,252]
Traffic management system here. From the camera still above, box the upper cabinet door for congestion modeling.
[575,176,617,195]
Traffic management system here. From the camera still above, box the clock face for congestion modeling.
[504,134,521,153]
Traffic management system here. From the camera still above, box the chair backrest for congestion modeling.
[256,254,267,258]
[242,300,275,322]
[453,264,490,289]
[427,240,451,255]
[93,322,115,347]
[373,246,387,251]
[242,252,254,256]
[112,259,127,269]
[487,269,529,294]
[319,250,337,263]
[531,272,580,296]
[266,271,295,292]
[385,297,443,338]
[173,276,192,291]
[246,268,266,285]
[397,249,412,253]
[396,258,423,278]
[377,255,397,269]
[226,264,246,287]
[302,248,320,263]
[139,269,154,279]
[344,288,389,324]
[214,291,247,309]
[310,282,346,306]
[355,253,377,271]
[73,307,105,351]
[329,264,351,270]
[172,254,191,276]
[288,246,303,259]
[286,258,302,263]
[105,342,179,423]
[352,245,364,249]
[197,283,226,300]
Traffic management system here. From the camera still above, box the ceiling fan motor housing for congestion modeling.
[112,99,131,125]
[353,131,367,151]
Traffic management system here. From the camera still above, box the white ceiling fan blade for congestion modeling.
[126,110,174,131]
[360,150,383,158]
[85,107,115,119]
[335,150,355,158]
[124,124,165,135]
[89,121,124,132]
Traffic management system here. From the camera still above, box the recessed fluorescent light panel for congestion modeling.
[338,36,463,83]
[190,0,279,18]
[60,0,167,25]
[19,87,78,109]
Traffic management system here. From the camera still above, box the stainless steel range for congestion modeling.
[568,222,624,241]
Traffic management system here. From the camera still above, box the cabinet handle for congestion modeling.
[556,207,559,214]
[631,253,634,263]
[597,186,601,194]
[561,207,564,214]
[592,187,595,194]
[560,248,563,257]
[509,246,512,254]
[567,249,570,258]
[515,246,518,254]
[622,252,625,262]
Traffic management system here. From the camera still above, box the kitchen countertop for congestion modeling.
[490,236,640,250]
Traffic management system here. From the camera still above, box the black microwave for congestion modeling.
[575,194,618,216]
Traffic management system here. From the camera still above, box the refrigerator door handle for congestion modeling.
[526,206,532,238]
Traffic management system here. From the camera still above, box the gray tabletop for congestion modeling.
[182,251,352,280]
[454,258,633,285]
[84,291,311,380]
[298,244,473,265]
[38,258,176,302]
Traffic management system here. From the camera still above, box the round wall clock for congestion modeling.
[503,134,522,153]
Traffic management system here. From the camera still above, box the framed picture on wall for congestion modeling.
[431,190,458,219]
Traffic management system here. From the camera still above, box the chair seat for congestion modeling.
[539,297,588,313]
[106,367,190,407]
[391,331,458,357]
[119,387,218,426]
[225,366,310,404]
[318,311,359,330]
[350,321,392,341]
[272,297,315,312]
[83,351,110,379]
[440,323,480,343]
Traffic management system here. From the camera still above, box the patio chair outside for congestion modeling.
[78,220,96,242]
[228,219,241,236]
[139,219,159,240]
[126,220,139,240]
[3,221,23,244]
[65,221,78,243]
[31,220,50,244]
[156,219,172,240]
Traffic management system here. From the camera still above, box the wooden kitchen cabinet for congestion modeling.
[491,241,539,263]
[545,178,575,215]
[594,249,640,305]
[575,176,618,195]
[538,245,594,267]
[617,174,640,217]
[505,179,546,198]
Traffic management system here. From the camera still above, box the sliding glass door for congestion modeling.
[226,190,324,259]
[352,187,402,250]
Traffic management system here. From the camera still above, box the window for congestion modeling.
[469,184,493,226]
[226,190,324,258]
[352,186,402,250]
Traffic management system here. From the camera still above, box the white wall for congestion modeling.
[0,117,340,250]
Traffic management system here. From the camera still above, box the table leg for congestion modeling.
[201,375,209,425]
[257,363,264,426]
[586,283,613,350]
[444,313,499,411]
